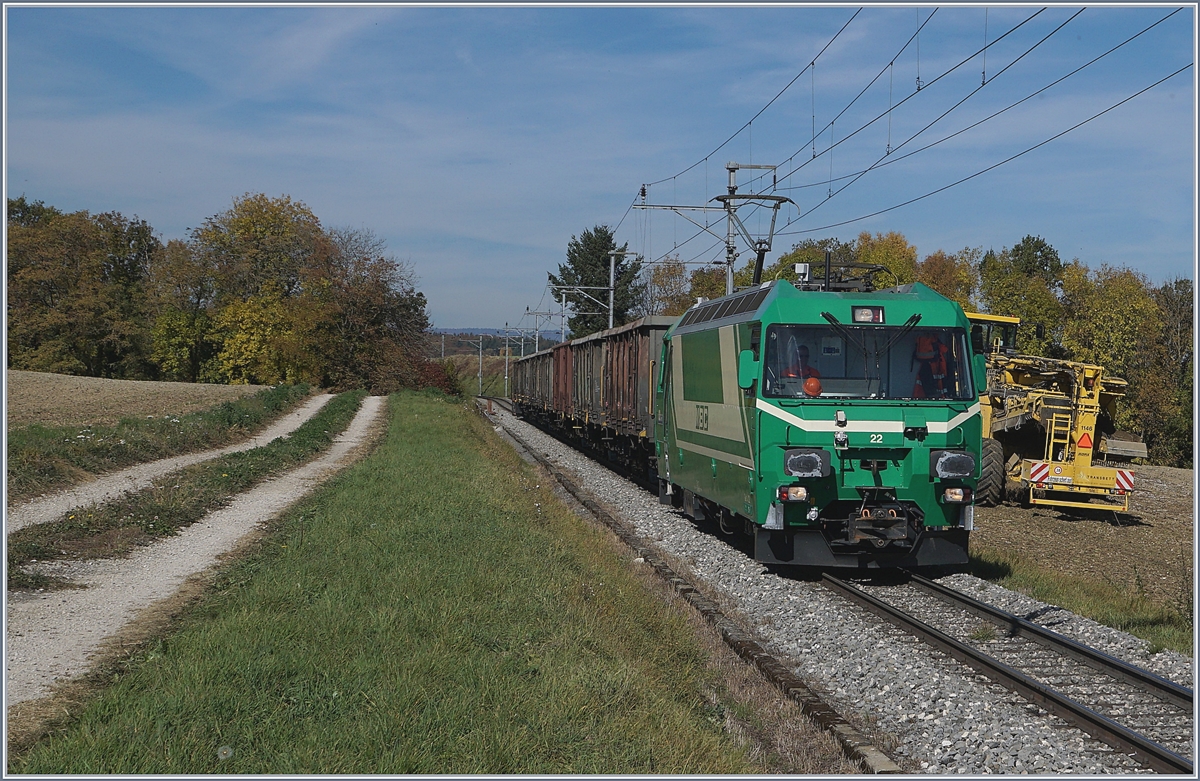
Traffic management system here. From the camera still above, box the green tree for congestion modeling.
[549,225,643,337]
[6,195,62,227]
[978,246,1064,357]
[1009,234,1063,288]
[1059,262,1158,378]
[307,226,432,393]
[91,211,160,378]
[147,239,221,382]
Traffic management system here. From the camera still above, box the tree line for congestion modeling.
[554,225,1192,468]
[6,193,458,395]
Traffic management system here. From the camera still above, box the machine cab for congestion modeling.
[967,312,1020,355]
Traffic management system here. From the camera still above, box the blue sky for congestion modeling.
[4,4,1196,331]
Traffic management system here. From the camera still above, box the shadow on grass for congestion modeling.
[968,553,1013,581]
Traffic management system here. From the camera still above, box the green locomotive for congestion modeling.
[655,275,984,569]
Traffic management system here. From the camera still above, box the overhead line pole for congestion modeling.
[525,307,557,352]
[634,162,793,295]
[462,336,484,397]
[606,250,641,330]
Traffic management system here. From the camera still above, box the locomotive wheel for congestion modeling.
[976,438,1005,507]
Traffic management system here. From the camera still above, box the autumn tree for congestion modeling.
[855,231,917,286]
[687,265,727,303]
[186,194,334,384]
[1059,262,1159,378]
[1145,277,1194,465]
[192,192,326,303]
[147,239,220,382]
[549,225,643,337]
[916,246,980,310]
[6,198,158,378]
[306,226,431,393]
[645,255,694,316]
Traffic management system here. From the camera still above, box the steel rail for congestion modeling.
[480,399,901,773]
[822,574,1194,775]
[908,572,1193,711]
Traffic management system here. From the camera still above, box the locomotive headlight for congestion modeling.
[930,450,975,479]
[942,487,970,503]
[777,485,808,502]
[852,306,885,323]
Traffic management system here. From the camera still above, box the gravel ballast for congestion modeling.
[489,405,1195,775]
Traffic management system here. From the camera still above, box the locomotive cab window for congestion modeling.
[763,324,974,400]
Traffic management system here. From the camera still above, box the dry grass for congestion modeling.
[6,371,268,429]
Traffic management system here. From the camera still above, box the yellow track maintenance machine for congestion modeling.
[968,312,1147,511]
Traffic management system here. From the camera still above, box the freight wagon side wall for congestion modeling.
[512,349,554,411]
[552,344,572,415]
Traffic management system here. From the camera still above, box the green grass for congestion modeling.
[6,384,313,503]
[969,547,1193,654]
[7,390,367,590]
[10,391,764,774]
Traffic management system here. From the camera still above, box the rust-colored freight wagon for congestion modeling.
[512,316,676,472]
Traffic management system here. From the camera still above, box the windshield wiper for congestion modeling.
[820,311,868,357]
[822,311,923,392]
[883,314,923,355]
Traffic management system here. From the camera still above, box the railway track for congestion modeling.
[823,574,1194,774]
[479,396,900,774]
[482,395,1195,774]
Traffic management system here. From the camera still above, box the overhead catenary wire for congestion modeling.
[779,63,1193,236]
[768,7,1048,193]
[771,7,1182,196]
[745,8,940,194]
[784,7,1086,229]
[773,8,1183,195]
[647,6,943,254]
[736,5,1052,231]
[642,7,862,190]
[643,13,1187,270]
[620,6,1184,299]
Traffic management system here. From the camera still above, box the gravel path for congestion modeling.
[491,406,1195,775]
[6,395,386,707]
[6,394,335,534]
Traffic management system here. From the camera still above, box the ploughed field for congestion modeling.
[971,464,1194,613]
[5,370,267,428]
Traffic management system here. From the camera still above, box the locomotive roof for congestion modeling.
[668,280,966,337]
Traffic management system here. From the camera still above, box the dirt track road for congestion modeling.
[6,395,387,709]
[6,394,336,534]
